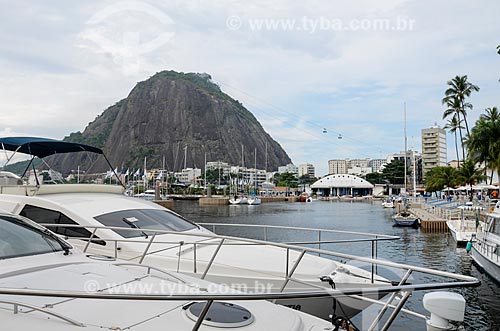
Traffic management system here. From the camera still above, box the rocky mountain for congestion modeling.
[51,71,291,174]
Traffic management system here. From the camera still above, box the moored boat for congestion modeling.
[393,211,419,227]
[446,205,483,245]
[247,196,262,205]
[0,211,336,331]
[298,192,312,202]
[471,201,500,282]
[229,195,248,205]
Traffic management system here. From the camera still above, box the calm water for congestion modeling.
[172,200,499,331]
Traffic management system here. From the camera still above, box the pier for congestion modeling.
[409,205,448,232]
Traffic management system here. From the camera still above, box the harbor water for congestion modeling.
[172,200,500,330]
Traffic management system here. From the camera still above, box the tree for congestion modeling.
[365,172,385,184]
[442,75,480,137]
[424,166,459,196]
[444,115,464,166]
[381,160,406,185]
[457,159,487,201]
[466,107,500,184]
[272,172,298,188]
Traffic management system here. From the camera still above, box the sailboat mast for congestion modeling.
[265,141,268,172]
[184,146,187,170]
[143,156,147,190]
[404,102,408,195]
[254,148,257,193]
[412,149,417,197]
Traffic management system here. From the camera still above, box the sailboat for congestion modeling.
[393,103,419,227]
[248,148,261,205]
[229,145,250,205]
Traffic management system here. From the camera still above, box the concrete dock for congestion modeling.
[409,206,448,232]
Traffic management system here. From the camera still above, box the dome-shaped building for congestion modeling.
[311,174,373,197]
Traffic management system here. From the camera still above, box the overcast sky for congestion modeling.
[1,0,499,175]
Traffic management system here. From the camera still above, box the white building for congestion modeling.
[311,174,374,197]
[298,163,315,177]
[328,159,349,175]
[175,168,201,184]
[369,159,386,173]
[347,166,372,177]
[206,161,231,176]
[421,125,447,176]
[278,163,298,175]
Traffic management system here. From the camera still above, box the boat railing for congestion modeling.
[0,299,84,327]
[475,239,499,263]
[40,223,478,285]
[15,223,481,331]
[198,222,399,258]
[0,279,469,331]
[43,223,398,283]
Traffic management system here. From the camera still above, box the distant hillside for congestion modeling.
[47,71,291,174]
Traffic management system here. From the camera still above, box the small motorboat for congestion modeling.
[447,205,483,245]
[381,198,395,208]
[298,192,312,202]
[393,211,420,227]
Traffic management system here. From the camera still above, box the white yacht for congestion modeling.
[0,211,335,331]
[0,184,390,320]
[446,205,483,245]
[471,201,500,281]
[134,189,157,200]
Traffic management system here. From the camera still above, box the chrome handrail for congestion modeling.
[0,299,84,327]
[198,222,399,240]
[39,223,478,282]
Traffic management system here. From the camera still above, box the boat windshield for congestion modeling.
[94,209,199,238]
[0,215,66,259]
[488,216,500,236]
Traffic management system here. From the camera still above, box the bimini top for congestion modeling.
[0,137,103,158]
[311,174,374,189]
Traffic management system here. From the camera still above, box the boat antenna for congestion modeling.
[102,153,126,188]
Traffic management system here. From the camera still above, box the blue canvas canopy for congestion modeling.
[0,136,123,187]
[0,137,103,158]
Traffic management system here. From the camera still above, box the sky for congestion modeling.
[0,0,499,176]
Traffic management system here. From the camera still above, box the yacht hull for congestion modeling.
[471,244,500,282]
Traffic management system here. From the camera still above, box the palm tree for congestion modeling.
[467,107,500,183]
[457,159,487,201]
[424,166,459,197]
[442,75,480,137]
[443,112,464,165]
[481,106,499,122]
